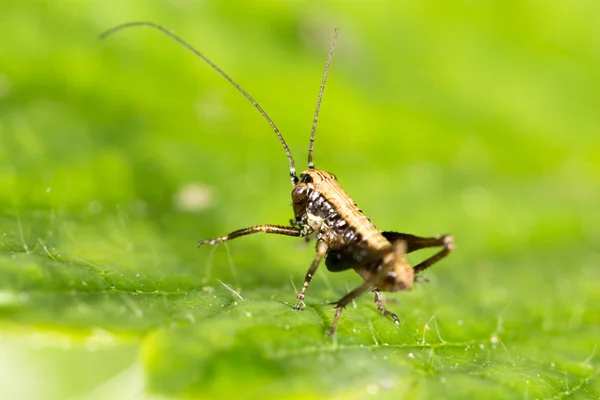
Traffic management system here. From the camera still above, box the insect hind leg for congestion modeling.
[409,234,453,274]
[382,231,454,275]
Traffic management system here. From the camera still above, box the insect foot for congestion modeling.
[373,290,400,324]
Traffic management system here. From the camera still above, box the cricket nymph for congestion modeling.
[102,22,454,335]
[290,168,439,334]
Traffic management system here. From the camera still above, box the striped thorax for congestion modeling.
[292,169,390,251]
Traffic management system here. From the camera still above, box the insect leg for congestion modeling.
[382,231,453,274]
[382,232,453,254]
[329,278,377,335]
[294,239,328,310]
[198,224,301,246]
[407,234,454,274]
[329,307,343,336]
[329,240,406,335]
[372,290,399,324]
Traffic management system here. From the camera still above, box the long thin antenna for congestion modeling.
[100,21,298,185]
[307,28,339,170]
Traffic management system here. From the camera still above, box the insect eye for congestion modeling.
[299,174,313,184]
[292,185,309,203]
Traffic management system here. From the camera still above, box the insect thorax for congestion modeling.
[291,169,389,251]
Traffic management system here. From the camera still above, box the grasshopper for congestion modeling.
[101,22,454,335]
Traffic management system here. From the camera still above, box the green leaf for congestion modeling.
[1,1,599,399]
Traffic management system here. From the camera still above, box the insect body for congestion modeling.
[102,22,454,335]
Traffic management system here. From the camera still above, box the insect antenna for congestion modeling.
[100,21,298,185]
[307,28,339,170]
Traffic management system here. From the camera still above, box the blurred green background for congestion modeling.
[1,1,599,399]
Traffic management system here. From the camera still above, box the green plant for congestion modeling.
[1,1,598,399]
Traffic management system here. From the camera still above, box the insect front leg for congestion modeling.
[294,239,328,310]
[198,224,301,246]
